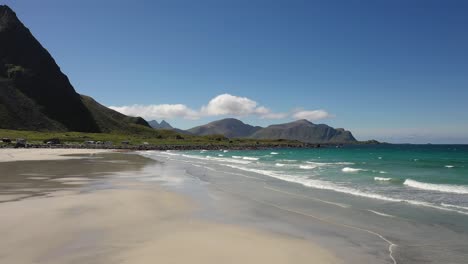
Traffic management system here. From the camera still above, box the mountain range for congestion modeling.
[184,118,356,143]
[0,5,151,133]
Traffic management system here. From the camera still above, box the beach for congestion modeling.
[2,147,468,264]
[0,149,338,264]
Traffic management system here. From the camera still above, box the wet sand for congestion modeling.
[0,149,339,264]
[0,148,111,162]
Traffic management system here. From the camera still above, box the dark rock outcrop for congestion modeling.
[0,5,98,132]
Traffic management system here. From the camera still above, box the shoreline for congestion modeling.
[0,149,340,264]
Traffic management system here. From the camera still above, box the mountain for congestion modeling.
[250,119,357,143]
[187,118,262,138]
[0,5,150,132]
[159,120,173,129]
[148,120,160,128]
[187,118,356,143]
[148,120,173,129]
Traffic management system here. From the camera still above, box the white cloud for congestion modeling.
[109,104,199,120]
[108,93,331,121]
[201,94,276,117]
[292,110,333,121]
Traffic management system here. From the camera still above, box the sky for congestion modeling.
[3,0,468,143]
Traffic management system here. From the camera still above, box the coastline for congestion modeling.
[0,149,339,264]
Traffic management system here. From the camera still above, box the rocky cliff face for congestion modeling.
[0,5,150,132]
[0,5,99,132]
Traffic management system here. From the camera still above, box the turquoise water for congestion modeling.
[174,144,468,215]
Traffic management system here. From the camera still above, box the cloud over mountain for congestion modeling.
[109,93,332,122]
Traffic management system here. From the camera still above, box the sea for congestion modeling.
[138,144,468,263]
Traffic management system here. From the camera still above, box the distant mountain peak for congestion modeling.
[159,120,173,129]
[187,118,261,138]
[148,120,173,129]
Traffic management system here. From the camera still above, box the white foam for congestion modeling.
[441,203,468,211]
[404,179,468,194]
[180,154,251,164]
[242,157,259,161]
[306,161,354,166]
[275,163,285,167]
[218,154,224,157]
[299,165,317,170]
[270,152,279,155]
[379,171,387,174]
[374,177,392,181]
[223,150,229,153]
[342,167,364,173]
[378,157,382,160]
[138,151,468,216]
[232,156,242,159]
[367,210,395,218]
[27,176,50,180]
[445,165,454,168]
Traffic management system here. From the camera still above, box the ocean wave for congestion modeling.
[445,165,454,168]
[242,157,259,161]
[374,177,392,181]
[403,179,468,194]
[202,162,468,216]
[299,165,317,170]
[159,151,181,156]
[232,156,242,159]
[306,161,354,166]
[271,152,279,155]
[342,167,364,173]
[222,164,404,203]
[218,154,224,157]
[223,150,229,153]
[275,163,285,167]
[180,154,251,164]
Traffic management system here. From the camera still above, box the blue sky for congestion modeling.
[4,0,468,143]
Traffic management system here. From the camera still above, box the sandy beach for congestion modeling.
[0,149,339,264]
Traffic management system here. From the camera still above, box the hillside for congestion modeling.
[0,5,149,133]
[187,118,262,138]
[250,119,356,143]
[80,95,152,133]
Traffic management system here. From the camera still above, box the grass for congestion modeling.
[0,129,305,147]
